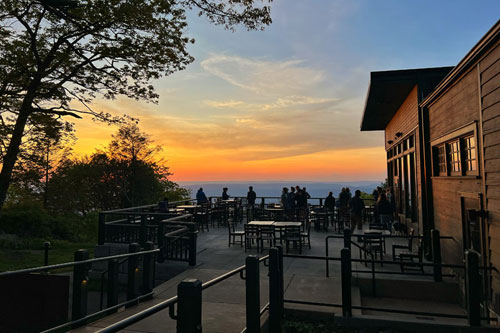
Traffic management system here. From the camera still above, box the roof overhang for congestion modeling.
[360,67,453,131]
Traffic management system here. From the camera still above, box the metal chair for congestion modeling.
[284,225,302,254]
[260,225,275,252]
[301,222,311,249]
[228,221,244,248]
[244,224,261,252]
[392,228,415,260]
[400,239,424,273]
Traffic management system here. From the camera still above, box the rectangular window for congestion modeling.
[437,144,447,175]
[448,140,461,174]
[464,136,477,173]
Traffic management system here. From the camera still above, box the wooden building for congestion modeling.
[361,20,500,319]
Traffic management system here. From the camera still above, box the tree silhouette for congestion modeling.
[0,0,272,213]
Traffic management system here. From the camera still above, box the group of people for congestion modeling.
[280,186,311,212]
[195,184,397,232]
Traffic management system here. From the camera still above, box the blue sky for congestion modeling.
[77,1,500,181]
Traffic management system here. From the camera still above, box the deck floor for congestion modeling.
[73,220,466,332]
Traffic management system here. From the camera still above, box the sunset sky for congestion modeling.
[72,1,500,182]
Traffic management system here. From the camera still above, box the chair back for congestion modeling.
[284,225,301,238]
[363,231,383,247]
[244,224,260,236]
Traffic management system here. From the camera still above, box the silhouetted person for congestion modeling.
[303,187,311,202]
[222,187,229,200]
[281,187,289,211]
[196,188,208,204]
[247,186,256,207]
[288,187,296,211]
[346,187,352,200]
[376,193,394,231]
[349,190,365,231]
[158,197,169,213]
[325,192,335,211]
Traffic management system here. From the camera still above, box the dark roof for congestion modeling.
[360,67,453,131]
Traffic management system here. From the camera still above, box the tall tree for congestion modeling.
[0,0,272,213]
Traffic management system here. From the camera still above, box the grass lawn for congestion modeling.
[0,240,96,272]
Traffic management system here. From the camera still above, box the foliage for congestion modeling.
[0,200,98,241]
[0,0,273,212]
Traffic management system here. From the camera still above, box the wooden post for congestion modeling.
[107,259,119,311]
[343,228,351,251]
[246,256,260,333]
[177,279,202,332]
[341,248,352,317]
[72,249,89,322]
[126,243,140,306]
[139,215,147,248]
[98,212,106,245]
[466,251,481,326]
[269,248,282,332]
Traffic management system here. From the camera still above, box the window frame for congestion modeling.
[430,122,479,177]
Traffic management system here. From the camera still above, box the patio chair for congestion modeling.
[392,228,415,260]
[228,221,244,248]
[195,204,210,232]
[244,224,261,252]
[400,238,424,273]
[301,221,311,249]
[362,232,384,265]
[260,225,275,252]
[284,225,302,254]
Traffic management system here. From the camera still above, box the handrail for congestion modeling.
[96,254,270,333]
[95,295,179,333]
[101,199,196,214]
[0,248,160,276]
[202,255,269,290]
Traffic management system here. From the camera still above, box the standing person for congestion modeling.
[288,187,296,216]
[376,193,394,231]
[346,188,352,200]
[372,187,381,224]
[281,187,289,211]
[325,192,335,211]
[302,187,311,205]
[247,186,256,207]
[372,188,379,203]
[158,197,169,213]
[196,188,208,204]
[222,187,230,200]
[348,190,365,231]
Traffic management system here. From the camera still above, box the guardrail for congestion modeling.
[95,254,270,333]
[276,247,497,328]
[0,244,159,332]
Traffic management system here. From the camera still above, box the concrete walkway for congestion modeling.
[74,223,466,332]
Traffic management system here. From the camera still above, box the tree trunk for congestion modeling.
[0,101,34,213]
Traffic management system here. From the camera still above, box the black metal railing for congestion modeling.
[95,255,270,333]
[0,244,159,332]
[276,247,497,328]
[98,199,197,245]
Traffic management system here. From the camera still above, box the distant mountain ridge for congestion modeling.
[178,181,382,199]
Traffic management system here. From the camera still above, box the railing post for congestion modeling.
[126,243,140,306]
[143,241,155,295]
[157,222,165,263]
[107,259,119,312]
[246,256,261,333]
[343,228,351,251]
[277,245,284,316]
[43,241,50,266]
[341,248,352,317]
[72,249,89,323]
[269,247,282,332]
[431,229,442,282]
[466,250,481,326]
[320,198,323,206]
[188,231,198,266]
[177,279,202,333]
[261,197,265,209]
[140,215,147,248]
[98,212,106,245]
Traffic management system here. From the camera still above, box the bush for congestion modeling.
[0,202,98,243]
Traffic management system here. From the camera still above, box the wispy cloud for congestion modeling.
[200,55,325,96]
